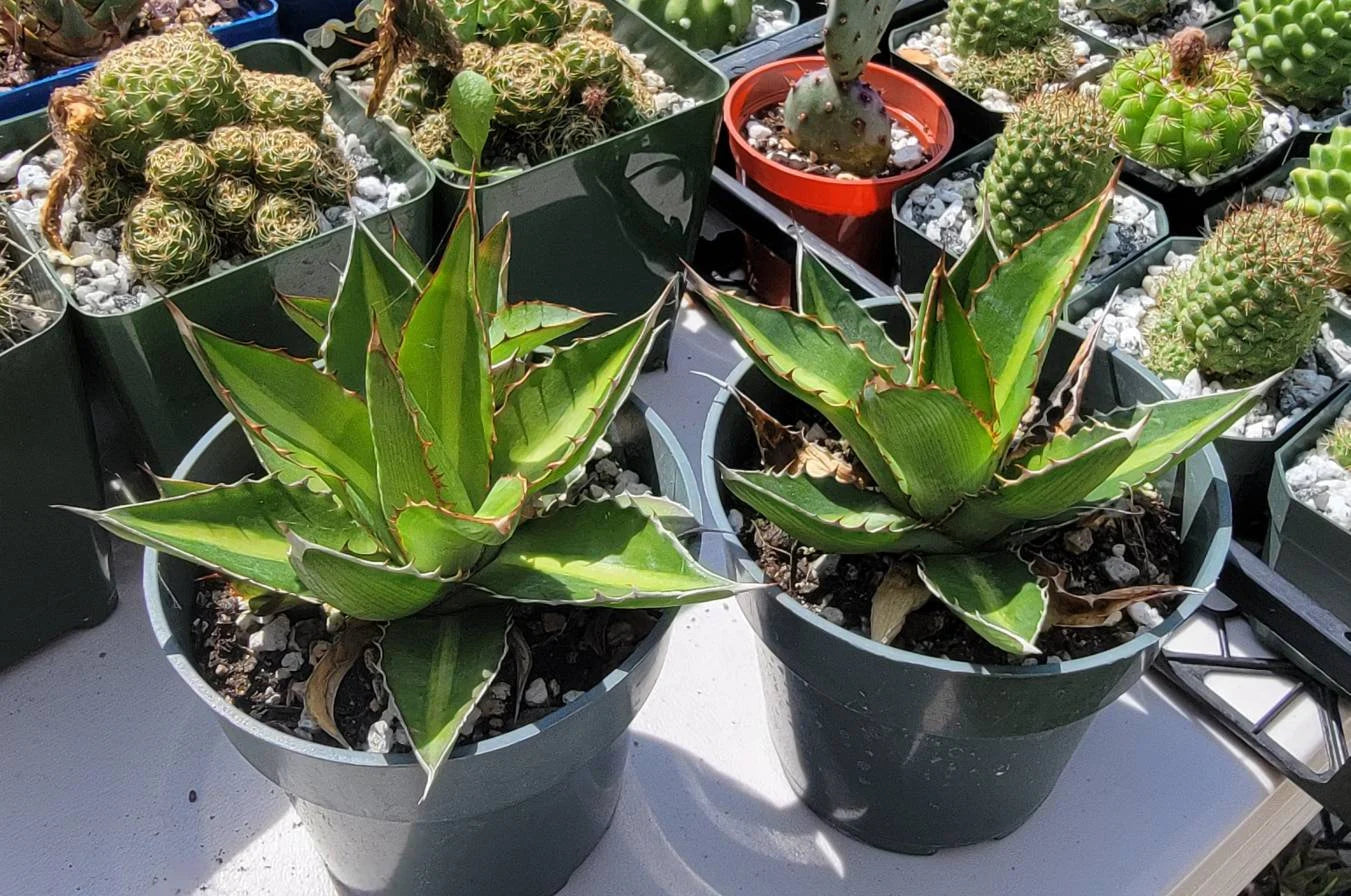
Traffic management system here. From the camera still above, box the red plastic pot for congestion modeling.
[725,57,954,299]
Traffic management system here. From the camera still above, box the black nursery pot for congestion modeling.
[143,399,699,896]
[0,254,115,667]
[700,298,1229,853]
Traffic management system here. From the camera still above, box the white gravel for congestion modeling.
[898,21,1108,113]
[1075,250,1346,439]
[2,121,409,314]
[1286,401,1351,530]
[1060,0,1220,49]
[896,159,1159,283]
[742,3,793,45]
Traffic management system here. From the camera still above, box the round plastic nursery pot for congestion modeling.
[699,297,1230,853]
[143,398,698,896]
[724,57,954,278]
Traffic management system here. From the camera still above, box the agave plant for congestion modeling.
[71,193,742,789]
[692,172,1267,656]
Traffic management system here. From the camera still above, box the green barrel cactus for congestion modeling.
[478,0,569,46]
[1321,419,1351,469]
[253,127,325,191]
[539,108,611,160]
[1162,203,1340,382]
[377,62,454,128]
[1289,126,1351,285]
[949,0,1059,57]
[484,43,571,127]
[144,139,217,200]
[951,35,1076,101]
[78,156,138,226]
[568,0,614,30]
[249,192,322,255]
[122,194,216,287]
[1231,0,1351,112]
[72,189,739,788]
[461,40,496,74]
[630,0,752,52]
[555,29,626,88]
[205,125,257,175]
[1100,28,1264,177]
[206,176,261,232]
[241,71,329,137]
[783,0,893,177]
[412,109,458,159]
[693,174,1264,655]
[980,91,1119,253]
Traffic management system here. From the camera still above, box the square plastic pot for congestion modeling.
[0,248,115,668]
[891,135,1168,293]
[1201,156,1303,230]
[1067,236,1351,535]
[338,0,730,368]
[699,297,1229,853]
[0,0,279,122]
[0,39,435,473]
[143,397,699,896]
[1266,388,1351,626]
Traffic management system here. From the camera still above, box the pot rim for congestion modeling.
[723,56,955,205]
[700,296,1230,679]
[142,396,693,768]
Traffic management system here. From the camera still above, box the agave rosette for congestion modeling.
[694,173,1266,656]
[73,196,742,787]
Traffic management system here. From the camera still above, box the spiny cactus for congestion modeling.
[248,192,322,255]
[122,194,216,287]
[951,34,1075,100]
[1321,419,1351,469]
[1100,28,1264,177]
[783,0,893,177]
[567,0,613,30]
[539,108,611,160]
[144,139,217,200]
[631,0,752,52]
[253,127,325,191]
[411,109,458,158]
[949,0,1059,57]
[1289,126,1351,286]
[478,0,569,46]
[206,175,260,232]
[461,40,495,74]
[377,62,454,127]
[1159,204,1340,383]
[1083,0,1168,25]
[78,156,138,226]
[1231,0,1351,112]
[205,125,256,175]
[980,91,1119,253]
[555,29,625,88]
[484,43,571,127]
[241,71,328,137]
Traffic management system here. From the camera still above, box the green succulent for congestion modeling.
[242,70,329,137]
[478,0,569,46]
[1289,126,1351,286]
[1231,0,1351,112]
[484,43,571,127]
[72,191,739,787]
[122,193,216,287]
[951,34,1076,100]
[631,0,751,51]
[949,0,1059,57]
[144,139,217,200]
[248,192,321,256]
[1321,420,1351,470]
[1,0,146,66]
[377,62,454,128]
[694,176,1265,655]
[567,0,613,30]
[253,127,325,191]
[78,155,138,226]
[205,125,257,175]
[206,175,260,232]
[555,29,626,89]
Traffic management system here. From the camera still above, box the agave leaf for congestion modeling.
[488,301,603,365]
[278,292,332,344]
[381,604,511,797]
[398,202,494,506]
[917,552,1047,655]
[855,383,998,519]
[287,531,468,620]
[150,475,216,498]
[968,178,1116,449]
[943,225,1001,306]
[468,497,743,608]
[719,466,960,554]
[796,244,908,376]
[67,477,363,598]
[1081,378,1271,504]
[477,215,510,315]
[929,277,996,422]
[390,221,433,290]
[394,475,528,573]
[326,225,423,390]
[492,293,660,491]
[609,492,702,538]
[909,269,941,385]
[1018,311,1105,449]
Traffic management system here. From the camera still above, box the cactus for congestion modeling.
[631,0,752,52]
[122,193,215,287]
[206,175,260,232]
[1100,28,1264,177]
[1,0,146,65]
[539,108,611,160]
[343,0,465,115]
[951,34,1075,100]
[241,71,329,137]
[478,0,569,46]
[604,65,658,128]
[1321,420,1351,469]
[248,192,321,255]
[567,0,614,30]
[411,109,457,159]
[484,43,571,127]
[694,175,1265,654]
[782,0,894,177]
[461,40,495,74]
[78,156,138,226]
[980,91,1118,253]
[949,0,1059,57]
[253,127,325,191]
[1083,0,1168,25]
[205,125,257,175]
[1160,204,1340,382]
[1231,0,1351,112]
[377,62,454,127]
[555,29,626,88]
[1289,126,1351,286]
[144,139,217,201]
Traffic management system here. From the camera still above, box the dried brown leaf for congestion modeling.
[1030,557,1197,628]
[305,620,379,748]
[870,559,931,645]
[729,386,868,486]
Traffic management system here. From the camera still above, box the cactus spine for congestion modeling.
[1231,0,1351,112]
[782,0,893,177]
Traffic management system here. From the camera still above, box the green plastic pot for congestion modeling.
[336,0,729,366]
[700,297,1230,853]
[1068,237,1351,535]
[1266,387,1351,625]
[1,249,115,668]
[0,39,435,473]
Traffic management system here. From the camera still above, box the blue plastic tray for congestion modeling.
[0,0,279,123]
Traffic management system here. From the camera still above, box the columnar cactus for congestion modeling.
[1231,0,1351,112]
[1289,126,1351,286]
[631,0,752,52]
[782,0,893,177]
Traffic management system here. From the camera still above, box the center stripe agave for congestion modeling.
[71,191,744,790]
[692,172,1267,657]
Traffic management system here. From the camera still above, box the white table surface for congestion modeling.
[0,300,1318,896]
